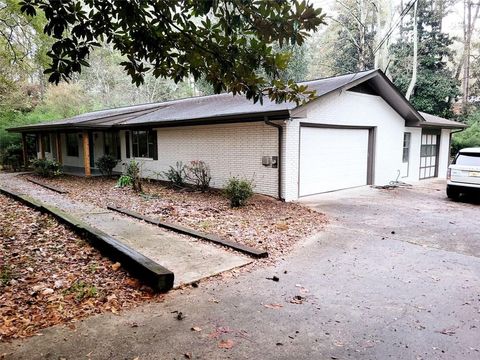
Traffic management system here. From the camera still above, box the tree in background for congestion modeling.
[307,0,394,78]
[307,0,377,76]
[19,0,325,104]
[390,0,459,117]
[452,111,480,153]
[78,46,196,108]
[1,0,325,154]
[0,0,51,149]
[456,0,480,113]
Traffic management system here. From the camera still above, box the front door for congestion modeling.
[419,130,440,179]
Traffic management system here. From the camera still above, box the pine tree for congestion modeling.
[390,0,459,117]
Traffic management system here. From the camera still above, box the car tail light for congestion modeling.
[447,168,451,180]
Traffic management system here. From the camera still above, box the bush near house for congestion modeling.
[116,175,132,188]
[224,177,254,208]
[162,161,187,188]
[0,144,23,171]
[451,110,480,155]
[31,158,62,177]
[116,160,142,192]
[186,160,211,192]
[95,155,120,177]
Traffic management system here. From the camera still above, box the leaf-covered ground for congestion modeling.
[28,175,327,261]
[0,194,163,342]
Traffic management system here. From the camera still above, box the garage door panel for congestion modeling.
[299,127,370,196]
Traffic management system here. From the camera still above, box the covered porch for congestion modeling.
[25,130,122,176]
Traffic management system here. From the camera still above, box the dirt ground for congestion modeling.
[0,194,163,342]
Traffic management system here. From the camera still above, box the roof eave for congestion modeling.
[7,110,291,133]
[7,124,114,133]
[420,122,468,129]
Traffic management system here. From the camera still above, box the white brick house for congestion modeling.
[10,69,466,201]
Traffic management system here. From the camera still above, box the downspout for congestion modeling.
[449,128,466,158]
[264,118,284,201]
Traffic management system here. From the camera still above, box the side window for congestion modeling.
[131,130,157,159]
[43,134,51,153]
[104,131,121,160]
[66,133,79,157]
[402,132,411,163]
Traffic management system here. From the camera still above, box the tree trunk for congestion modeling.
[405,0,418,100]
[461,0,480,111]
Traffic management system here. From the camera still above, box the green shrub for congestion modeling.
[224,177,254,208]
[125,160,142,192]
[95,154,120,176]
[65,280,98,301]
[31,158,62,177]
[0,264,13,287]
[163,161,186,188]
[186,160,211,191]
[451,111,480,155]
[0,143,23,171]
[116,161,142,192]
[116,174,132,188]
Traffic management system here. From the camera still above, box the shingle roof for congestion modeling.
[8,69,465,132]
[419,112,467,128]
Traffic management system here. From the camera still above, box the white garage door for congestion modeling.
[299,127,370,196]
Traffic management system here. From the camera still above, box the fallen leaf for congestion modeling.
[111,262,121,271]
[218,339,234,349]
[42,288,54,295]
[436,328,456,336]
[264,303,283,309]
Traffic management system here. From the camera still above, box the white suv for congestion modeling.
[447,147,480,199]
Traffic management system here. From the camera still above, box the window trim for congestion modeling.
[402,132,411,163]
[103,131,121,160]
[66,133,79,157]
[43,134,51,153]
[130,129,157,159]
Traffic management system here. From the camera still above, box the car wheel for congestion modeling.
[447,185,459,200]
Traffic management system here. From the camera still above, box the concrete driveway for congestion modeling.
[2,180,480,359]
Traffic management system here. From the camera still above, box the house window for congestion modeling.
[104,131,121,159]
[402,132,411,163]
[66,133,79,157]
[131,130,157,159]
[42,134,51,153]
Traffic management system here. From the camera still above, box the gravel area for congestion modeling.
[0,194,163,342]
[24,174,327,260]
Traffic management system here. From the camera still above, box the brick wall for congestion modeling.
[123,122,280,198]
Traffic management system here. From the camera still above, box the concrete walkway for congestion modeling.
[0,173,251,287]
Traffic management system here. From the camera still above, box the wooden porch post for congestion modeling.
[38,133,45,159]
[82,131,91,177]
[55,132,63,164]
[21,133,28,167]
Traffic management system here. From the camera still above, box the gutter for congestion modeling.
[449,128,466,157]
[265,118,284,201]
[7,111,291,133]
